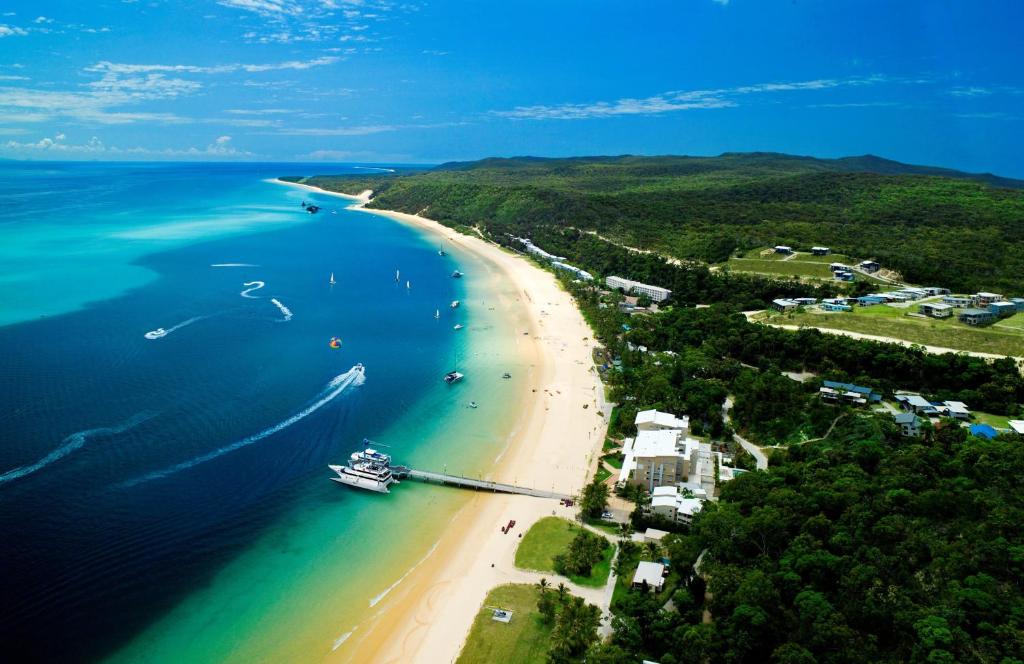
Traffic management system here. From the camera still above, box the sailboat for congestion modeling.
[434,309,440,319]
[438,240,448,256]
[443,343,464,384]
[406,280,411,290]
[329,272,336,285]
[395,269,400,282]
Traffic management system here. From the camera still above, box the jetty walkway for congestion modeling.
[393,466,572,500]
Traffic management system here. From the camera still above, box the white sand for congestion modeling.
[273,179,608,662]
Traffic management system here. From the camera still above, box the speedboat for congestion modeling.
[451,300,460,308]
[468,401,478,409]
[444,371,464,385]
[451,270,464,278]
[144,328,167,340]
[453,324,464,330]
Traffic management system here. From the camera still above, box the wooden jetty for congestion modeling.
[391,465,571,500]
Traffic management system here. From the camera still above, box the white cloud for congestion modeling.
[86,56,339,75]
[216,0,303,16]
[271,121,459,136]
[0,75,29,81]
[0,86,190,124]
[33,16,53,24]
[949,86,992,97]
[0,24,28,37]
[493,76,889,120]
[1,134,256,159]
[225,108,293,115]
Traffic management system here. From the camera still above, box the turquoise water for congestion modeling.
[0,163,532,662]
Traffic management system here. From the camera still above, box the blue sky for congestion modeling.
[1,0,1022,176]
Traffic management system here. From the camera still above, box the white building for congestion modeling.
[551,261,594,281]
[635,409,690,433]
[632,561,666,591]
[1009,420,1024,435]
[605,275,672,302]
[650,486,704,524]
[516,237,565,262]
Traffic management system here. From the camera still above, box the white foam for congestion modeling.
[270,298,293,321]
[368,539,440,607]
[210,263,257,268]
[143,316,206,340]
[240,281,265,299]
[352,166,396,173]
[0,413,154,486]
[332,628,356,651]
[121,365,366,487]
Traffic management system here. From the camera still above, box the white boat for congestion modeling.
[329,272,336,285]
[144,328,167,340]
[444,370,464,385]
[406,280,411,289]
[434,309,440,319]
[451,300,459,308]
[468,401,478,409]
[395,269,400,282]
[329,460,396,493]
[453,324,464,330]
[451,270,463,279]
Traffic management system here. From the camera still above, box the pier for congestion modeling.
[392,465,572,500]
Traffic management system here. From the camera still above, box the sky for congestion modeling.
[1,0,1022,176]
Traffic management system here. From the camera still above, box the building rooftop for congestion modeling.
[1009,420,1024,435]
[643,528,669,541]
[970,423,998,439]
[633,561,666,588]
[894,412,919,425]
[960,308,994,316]
[635,409,689,430]
[897,394,932,409]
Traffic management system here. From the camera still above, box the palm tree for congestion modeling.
[536,577,549,594]
[556,582,568,603]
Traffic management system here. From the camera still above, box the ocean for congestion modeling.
[0,162,533,662]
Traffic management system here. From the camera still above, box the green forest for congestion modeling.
[285,152,1024,293]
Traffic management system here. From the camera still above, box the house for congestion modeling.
[894,412,923,437]
[635,409,689,433]
[959,308,996,326]
[1009,420,1024,435]
[811,246,831,256]
[973,292,1004,306]
[819,386,866,405]
[830,263,852,273]
[896,394,938,415]
[640,528,669,543]
[936,401,970,420]
[899,288,929,300]
[821,380,882,403]
[772,298,799,312]
[793,297,818,305]
[833,271,855,282]
[1011,298,1024,312]
[857,295,887,306]
[632,561,666,592]
[969,423,998,440]
[650,486,704,524]
[774,245,793,254]
[859,260,881,273]
[919,302,953,318]
[989,301,1017,318]
[943,295,974,308]
[923,287,951,296]
[822,302,852,312]
[605,276,672,302]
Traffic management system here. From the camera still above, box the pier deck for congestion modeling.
[393,466,572,500]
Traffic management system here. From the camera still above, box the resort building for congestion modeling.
[605,276,672,302]
[943,295,974,308]
[923,287,951,296]
[772,298,799,312]
[919,302,953,318]
[989,301,1017,318]
[830,263,852,273]
[859,260,881,273]
[635,409,689,433]
[774,245,793,254]
[793,297,818,305]
[632,562,666,592]
[857,295,887,306]
[959,308,996,326]
[894,412,923,437]
[515,237,565,262]
[973,292,1004,306]
[896,394,939,416]
[819,380,882,404]
[1011,298,1024,312]
[551,261,593,281]
[936,401,970,420]
[822,302,852,312]
[833,271,855,282]
[650,486,704,524]
[1009,420,1024,435]
[811,246,831,256]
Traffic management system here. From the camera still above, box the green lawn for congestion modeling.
[773,308,1024,357]
[595,466,612,483]
[601,452,624,469]
[455,584,553,664]
[726,257,834,279]
[972,411,1014,429]
[515,517,614,587]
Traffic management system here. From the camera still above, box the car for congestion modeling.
[600,511,613,519]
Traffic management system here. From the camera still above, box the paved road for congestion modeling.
[722,397,768,470]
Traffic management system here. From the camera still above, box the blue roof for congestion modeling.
[969,424,998,439]
[823,381,875,395]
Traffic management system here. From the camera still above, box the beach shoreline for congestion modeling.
[276,178,608,663]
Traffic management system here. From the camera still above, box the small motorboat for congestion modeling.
[453,324,464,331]
[306,205,321,214]
[451,270,463,279]
[502,372,511,379]
[444,371,464,385]
[451,300,460,309]
[468,401,478,409]
[144,328,167,340]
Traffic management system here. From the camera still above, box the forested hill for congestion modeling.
[286,153,1024,293]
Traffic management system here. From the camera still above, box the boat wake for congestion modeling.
[240,281,265,298]
[270,298,293,321]
[144,316,207,340]
[121,365,366,487]
[0,413,154,487]
[210,263,257,267]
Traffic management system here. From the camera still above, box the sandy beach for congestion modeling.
[275,179,608,662]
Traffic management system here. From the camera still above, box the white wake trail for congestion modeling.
[211,263,257,267]
[240,281,265,298]
[121,365,366,487]
[0,413,155,487]
[270,298,293,321]
[144,315,207,340]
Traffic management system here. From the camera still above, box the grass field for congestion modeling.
[455,584,552,664]
[972,411,1014,429]
[601,452,624,469]
[772,307,1024,357]
[515,517,614,587]
[726,257,835,279]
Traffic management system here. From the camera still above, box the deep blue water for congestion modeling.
[0,162,507,662]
